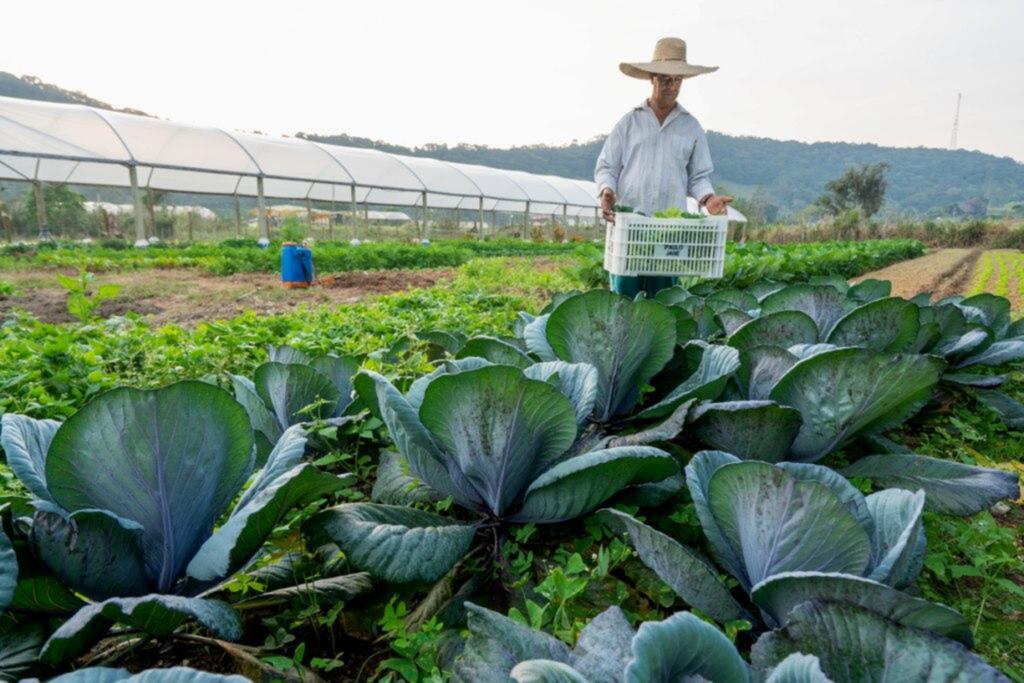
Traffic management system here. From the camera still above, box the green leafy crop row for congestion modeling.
[0,238,585,275]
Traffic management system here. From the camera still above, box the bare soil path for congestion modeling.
[0,267,455,326]
[851,248,980,301]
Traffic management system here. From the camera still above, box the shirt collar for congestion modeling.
[639,99,688,126]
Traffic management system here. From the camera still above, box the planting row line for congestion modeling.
[0,238,923,280]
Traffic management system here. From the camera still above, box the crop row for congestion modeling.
[720,238,924,286]
[0,238,923,280]
[968,251,1024,312]
[0,238,583,275]
[0,267,1019,680]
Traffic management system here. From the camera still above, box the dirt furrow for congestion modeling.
[931,249,982,300]
[852,248,980,300]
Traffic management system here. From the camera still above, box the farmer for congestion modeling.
[595,37,733,297]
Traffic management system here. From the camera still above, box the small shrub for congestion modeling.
[55,269,120,322]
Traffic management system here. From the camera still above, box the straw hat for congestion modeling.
[620,37,718,80]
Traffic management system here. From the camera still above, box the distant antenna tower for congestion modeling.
[949,92,962,149]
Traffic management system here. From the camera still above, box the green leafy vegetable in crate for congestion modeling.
[654,207,706,219]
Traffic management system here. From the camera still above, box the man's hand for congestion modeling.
[600,188,616,222]
[703,194,734,216]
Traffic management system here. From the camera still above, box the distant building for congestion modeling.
[84,201,217,220]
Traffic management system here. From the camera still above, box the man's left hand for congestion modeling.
[703,194,734,216]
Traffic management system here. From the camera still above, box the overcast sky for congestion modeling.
[4,0,1023,162]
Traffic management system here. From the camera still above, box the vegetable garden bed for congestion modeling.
[0,237,923,280]
[0,239,584,276]
[0,248,1021,681]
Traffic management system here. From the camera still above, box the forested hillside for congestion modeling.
[299,131,1024,217]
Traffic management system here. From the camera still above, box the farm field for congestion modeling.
[0,240,1021,681]
[969,250,1024,312]
[853,248,1024,313]
[0,239,923,327]
[0,267,460,325]
[851,248,980,300]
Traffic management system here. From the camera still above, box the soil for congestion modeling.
[0,267,455,326]
[851,248,981,301]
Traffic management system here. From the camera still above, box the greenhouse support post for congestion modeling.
[306,197,314,232]
[145,189,156,239]
[329,197,335,240]
[350,184,358,241]
[420,190,428,238]
[234,195,242,236]
[523,200,531,240]
[478,196,484,239]
[129,166,147,247]
[257,176,269,246]
[33,181,50,240]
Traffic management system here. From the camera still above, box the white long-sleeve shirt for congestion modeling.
[594,100,715,215]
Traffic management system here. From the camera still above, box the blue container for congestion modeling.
[281,242,314,288]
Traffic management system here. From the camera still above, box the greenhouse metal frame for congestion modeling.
[0,95,603,246]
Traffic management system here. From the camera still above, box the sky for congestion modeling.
[3,0,1023,162]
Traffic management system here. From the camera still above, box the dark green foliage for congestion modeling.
[816,163,890,218]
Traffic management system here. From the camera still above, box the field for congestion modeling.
[0,238,1021,682]
[969,250,1024,310]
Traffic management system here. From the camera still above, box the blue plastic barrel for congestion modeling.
[281,242,314,288]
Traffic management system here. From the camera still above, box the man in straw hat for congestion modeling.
[596,37,733,297]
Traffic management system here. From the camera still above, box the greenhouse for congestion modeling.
[0,95,606,245]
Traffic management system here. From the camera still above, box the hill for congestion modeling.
[0,72,150,116]
[297,131,1024,218]
[2,72,1022,218]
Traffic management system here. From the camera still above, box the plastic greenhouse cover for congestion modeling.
[0,95,607,214]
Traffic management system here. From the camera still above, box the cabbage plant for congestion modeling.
[230,344,360,458]
[46,666,249,682]
[0,527,48,680]
[511,290,739,425]
[673,279,1024,431]
[0,381,352,665]
[653,282,1020,510]
[307,363,679,584]
[688,346,942,463]
[916,292,1024,428]
[451,601,1006,682]
[751,601,1009,683]
[601,453,977,642]
[453,603,789,682]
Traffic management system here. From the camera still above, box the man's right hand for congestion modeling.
[600,188,616,222]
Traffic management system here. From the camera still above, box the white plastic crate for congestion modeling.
[604,212,728,278]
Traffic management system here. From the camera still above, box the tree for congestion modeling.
[17,183,88,236]
[814,162,889,218]
[725,189,780,227]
